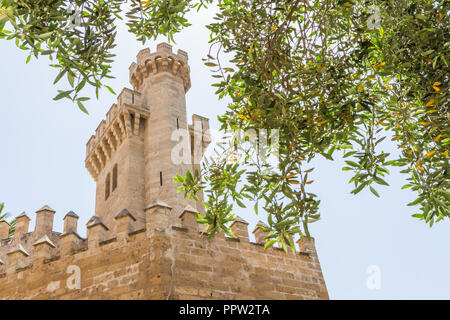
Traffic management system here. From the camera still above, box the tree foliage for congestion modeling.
[1,0,448,250]
[177,0,449,249]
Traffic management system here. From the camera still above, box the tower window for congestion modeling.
[130,113,135,132]
[105,174,111,200]
[112,164,118,191]
[160,171,163,186]
[177,118,179,129]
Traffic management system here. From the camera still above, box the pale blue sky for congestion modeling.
[0,8,448,299]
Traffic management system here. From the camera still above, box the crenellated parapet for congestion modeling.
[0,206,65,276]
[85,88,150,181]
[0,201,327,301]
[129,42,191,93]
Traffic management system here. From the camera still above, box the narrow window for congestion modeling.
[112,164,118,191]
[105,174,111,200]
[130,113,135,132]
[131,92,135,105]
[176,117,179,129]
[160,171,163,186]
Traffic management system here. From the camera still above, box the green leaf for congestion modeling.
[345,161,359,167]
[77,100,89,115]
[415,14,427,21]
[105,85,116,95]
[53,90,73,101]
[351,183,366,195]
[204,62,218,67]
[53,69,67,85]
[36,32,53,40]
[264,239,276,250]
[68,72,75,88]
[236,199,246,208]
[408,197,425,207]
[373,176,389,186]
[370,186,380,198]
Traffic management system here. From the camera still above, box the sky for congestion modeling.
[0,6,448,299]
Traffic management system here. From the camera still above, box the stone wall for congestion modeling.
[0,203,328,300]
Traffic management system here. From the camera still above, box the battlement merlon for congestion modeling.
[0,219,10,239]
[129,42,191,94]
[189,114,211,159]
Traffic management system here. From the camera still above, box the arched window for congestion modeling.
[105,174,111,200]
[112,164,118,191]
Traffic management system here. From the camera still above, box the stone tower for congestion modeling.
[85,43,210,234]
